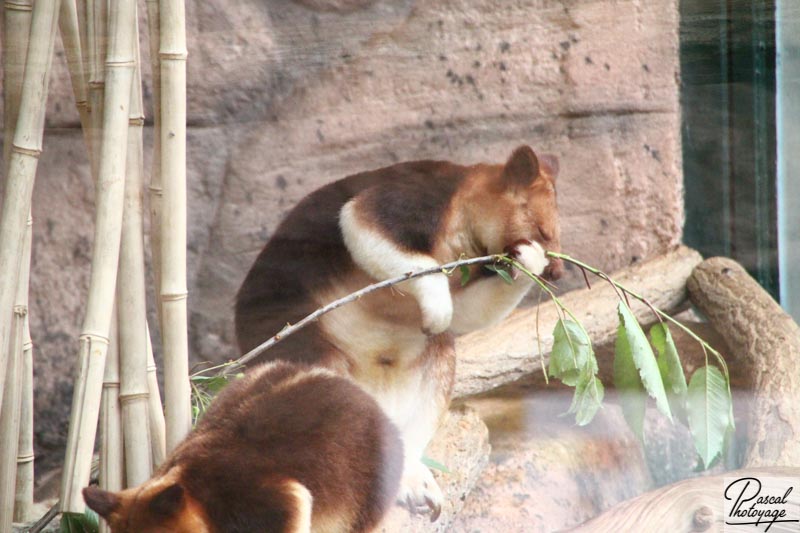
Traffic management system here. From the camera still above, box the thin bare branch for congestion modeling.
[223,254,505,374]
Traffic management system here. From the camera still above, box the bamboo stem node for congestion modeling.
[15,454,34,464]
[161,291,188,302]
[118,392,149,403]
[4,1,32,11]
[11,145,42,158]
[106,59,136,68]
[159,51,187,60]
[148,185,163,196]
[78,332,110,346]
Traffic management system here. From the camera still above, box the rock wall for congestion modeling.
[0,0,683,469]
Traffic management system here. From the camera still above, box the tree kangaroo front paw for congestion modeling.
[397,460,443,521]
[413,275,453,335]
[506,239,549,277]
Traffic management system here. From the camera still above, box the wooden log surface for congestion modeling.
[454,245,702,399]
[565,466,800,532]
[687,257,800,467]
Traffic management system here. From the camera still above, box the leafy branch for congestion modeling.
[193,250,733,468]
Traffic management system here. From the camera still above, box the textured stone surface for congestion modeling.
[191,0,684,362]
[0,0,683,474]
[379,405,490,532]
[451,389,653,532]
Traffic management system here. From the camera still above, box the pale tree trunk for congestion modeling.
[60,0,138,512]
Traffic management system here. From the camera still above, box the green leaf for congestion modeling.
[483,264,514,285]
[61,510,99,533]
[616,303,672,421]
[687,365,732,469]
[651,322,688,424]
[613,319,647,440]
[459,265,470,287]
[421,456,451,473]
[549,319,595,386]
[569,369,605,426]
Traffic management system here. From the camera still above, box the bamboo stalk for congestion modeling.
[0,300,27,530]
[58,0,92,154]
[0,0,61,422]
[145,0,164,333]
[146,324,167,467]
[99,314,123,533]
[13,303,34,523]
[59,0,138,512]
[3,1,35,523]
[85,0,107,181]
[0,215,32,528]
[159,0,191,452]
[3,0,33,174]
[117,14,153,486]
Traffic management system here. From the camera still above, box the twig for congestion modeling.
[546,251,728,379]
[27,502,59,533]
[223,254,506,374]
[579,266,592,290]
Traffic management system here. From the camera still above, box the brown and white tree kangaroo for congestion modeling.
[84,361,403,533]
[235,145,563,517]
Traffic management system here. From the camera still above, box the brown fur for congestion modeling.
[235,146,561,359]
[83,362,403,533]
[234,145,562,515]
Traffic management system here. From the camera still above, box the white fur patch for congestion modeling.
[514,241,548,275]
[284,479,313,533]
[339,200,453,334]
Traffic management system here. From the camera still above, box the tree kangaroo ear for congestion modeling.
[537,153,559,179]
[502,145,540,188]
[83,486,121,519]
[149,483,185,517]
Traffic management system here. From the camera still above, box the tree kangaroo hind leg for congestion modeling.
[395,332,455,520]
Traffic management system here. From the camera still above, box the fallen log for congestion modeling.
[454,245,702,399]
[687,257,800,467]
[565,466,800,532]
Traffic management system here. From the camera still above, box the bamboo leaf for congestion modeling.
[687,366,731,469]
[616,303,672,421]
[459,265,470,287]
[614,319,647,440]
[651,322,688,424]
[568,369,605,426]
[549,319,595,386]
